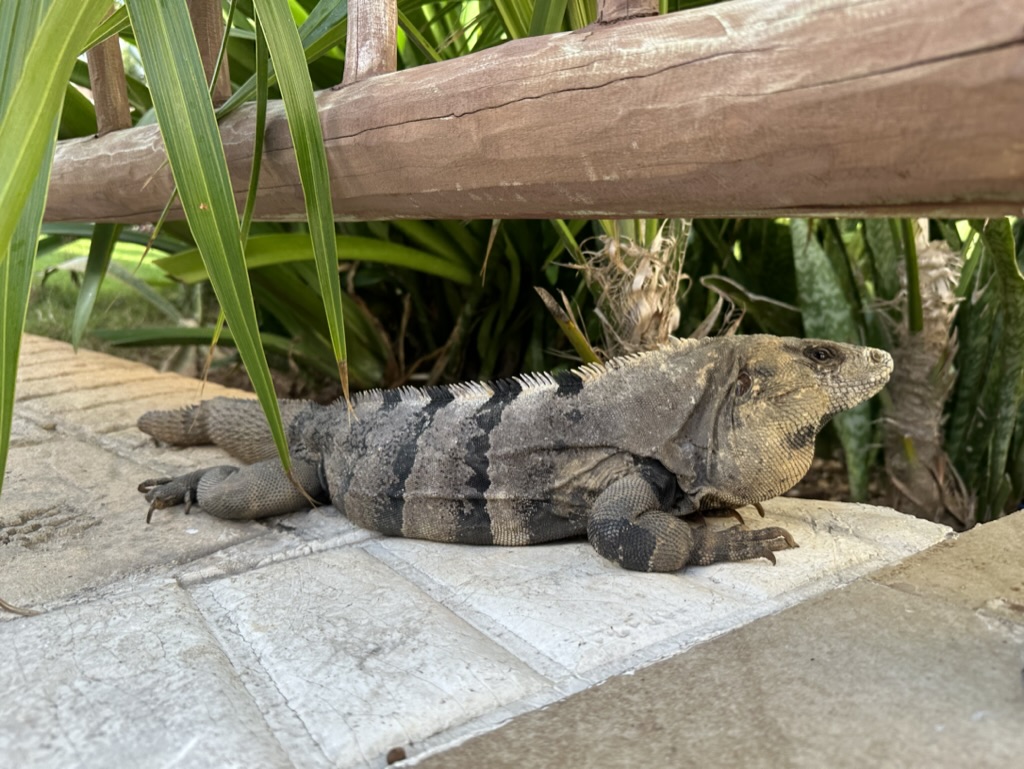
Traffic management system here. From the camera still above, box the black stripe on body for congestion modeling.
[381,389,402,407]
[459,379,524,545]
[553,370,584,398]
[370,387,458,535]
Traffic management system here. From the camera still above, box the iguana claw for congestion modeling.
[691,524,798,567]
[138,475,198,523]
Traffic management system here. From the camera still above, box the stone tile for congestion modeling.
[15,366,164,399]
[368,498,949,680]
[417,580,1024,769]
[872,510,1024,625]
[684,497,952,603]
[173,507,372,587]
[0,583,292,768]
[190,548,550,768]
[367,536,748,680]
[1,438,270,609]
[8,413,54,446]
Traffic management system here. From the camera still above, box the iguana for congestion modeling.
[137,335,892,572]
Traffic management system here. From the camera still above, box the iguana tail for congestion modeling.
[138,397,312,464]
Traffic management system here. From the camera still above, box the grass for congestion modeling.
[25,238,190,369]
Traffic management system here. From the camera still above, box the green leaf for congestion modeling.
[59,82,98,138]
[79,3,131,53]
[156,233,474,284]
[900,219,923,333]
[126,0,291,471]
[390,220,466,265]
[976,219,1024,519]
[239,15,269,245]
[0,0,111,262]
[945,219,1024,521]
[70,223,122,348]
[493,0,531,39]
[216,0,349,119]
[255,0,349,393]
[1,0,68,497]
[397,10,444,64]
[529,0,568,36]
[863,219,901,301]
[791,218,873,501]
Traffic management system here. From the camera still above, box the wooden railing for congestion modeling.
[46,0,1024,223]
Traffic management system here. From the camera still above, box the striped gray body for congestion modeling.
[138,335,894,571]
[326,375,656,546]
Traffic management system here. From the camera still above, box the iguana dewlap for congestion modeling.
[137,335,892,572]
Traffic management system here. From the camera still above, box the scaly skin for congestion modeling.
[138,335,892,572]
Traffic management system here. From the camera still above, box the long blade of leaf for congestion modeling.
[528,0,568,36]
[70,222,121,348]
[0,0,111,260]
[255,0,349,396]
[216,0,349,118]
[397,10,444,63]
[977,219,1024,519]
[79,3,131,53]
[240,15,269,246]
[126,0,290,470]
[155,234,474,285]
[0,0,65,499]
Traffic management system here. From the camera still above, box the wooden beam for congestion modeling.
[45,0,1024,222]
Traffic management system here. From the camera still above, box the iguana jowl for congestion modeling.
[138,335,892,572]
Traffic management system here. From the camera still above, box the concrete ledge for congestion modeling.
[416,512,1024,769]
[1,336,967,768]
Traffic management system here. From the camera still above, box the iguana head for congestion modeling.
[675,336,893,511]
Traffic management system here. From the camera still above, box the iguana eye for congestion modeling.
[805,346,835,363]
[736,370,752,396]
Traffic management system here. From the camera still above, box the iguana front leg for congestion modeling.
[139,458,324,522]
[586,474,796,572]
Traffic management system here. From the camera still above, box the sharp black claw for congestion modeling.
[138,477,171,494]
[764,550,777,566]
[146,503,156,525]
[754,502,766,518]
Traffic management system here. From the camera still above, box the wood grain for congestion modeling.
[597,1,659,23]
[341,0,397,86]
[85,6,132,135]
[46,0,1024,222]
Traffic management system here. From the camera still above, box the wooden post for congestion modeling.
[188,0,232,106]
[597,0,659,23]
[340,0,398,86]
[85,6,132,135]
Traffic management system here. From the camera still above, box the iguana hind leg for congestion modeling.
[140,458,324,522]
[587,475,796,573]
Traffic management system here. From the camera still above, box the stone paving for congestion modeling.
[3,335,1009,768]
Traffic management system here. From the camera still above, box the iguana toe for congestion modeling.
[139,474,200,523]
[691,524,798,566]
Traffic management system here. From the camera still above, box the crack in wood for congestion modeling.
[769,36,1024,95]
